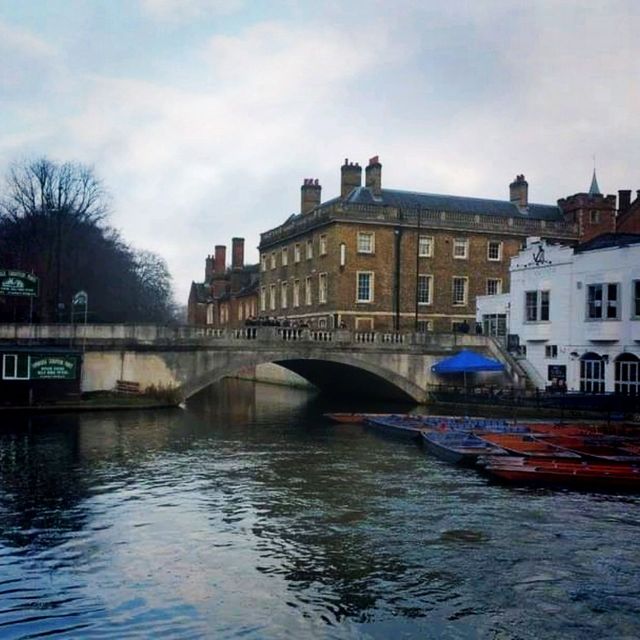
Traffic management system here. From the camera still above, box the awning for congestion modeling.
[431,350,504,374]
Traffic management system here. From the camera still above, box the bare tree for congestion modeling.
[1,157,110,223]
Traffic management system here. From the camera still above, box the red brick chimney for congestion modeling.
[214,245,226,274]
[619,190,632,213]
[365,155,382,196]
[301,178,322,214]
[232,237,244,270]
[340,159,362,198]
[509,174,528,208]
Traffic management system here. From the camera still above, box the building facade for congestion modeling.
[188,238,259,328]
[258,158,580,332]
[476,234,640,393]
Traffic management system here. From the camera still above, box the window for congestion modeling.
[482,314,507,337]
[590,210,600,224]
[580,353,605,393]
[3,354,30,380]
[237,303,243,322]
[357,232,375,254]
[418,236,433,257]
[294,243,301,263]
[270,252,277,270]
[634,280,640,318]
[486,279,502,296]
[487,241,502,261]
[305,276,312,306]
[417,274,432,305]
[318,273,327,304]
[453,238,468,259]
[281,282,288,309]
[615,354,639,396]
[525,290,550,322]
[306,239,313,260]
[260,254,267,272]
[269,284,276,311]
[319,234,327,255]
[293,279,300,308]
[281,247,288,266]
[260,287,266,312]
[545,345,558,359]
[318,318,327,329]
[357,272,374,302]
[417,320,432,333]
[452,277,468,306]
[587,283,619,320]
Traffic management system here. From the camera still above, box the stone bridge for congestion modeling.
[0,324,527,403]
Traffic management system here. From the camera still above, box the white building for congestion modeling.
[476,234,640,393]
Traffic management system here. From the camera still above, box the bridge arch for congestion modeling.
[179,350,425,403]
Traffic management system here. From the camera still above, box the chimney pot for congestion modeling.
[300,177,322,214]
[365,154,382,196]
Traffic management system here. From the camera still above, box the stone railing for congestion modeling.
[0,323,492,351]
[259,202,579,247]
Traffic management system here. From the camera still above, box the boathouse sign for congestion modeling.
[30,355,78,380]
[0,270,39,297]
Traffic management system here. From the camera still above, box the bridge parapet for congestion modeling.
[0,323,488,352]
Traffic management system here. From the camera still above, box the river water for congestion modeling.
[0,379,639,639]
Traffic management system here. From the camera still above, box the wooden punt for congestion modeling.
[324,413,391,424]
[364,415,426,439]
[421,431,508,465]
[535,435,640,463]
[479,433,581,458]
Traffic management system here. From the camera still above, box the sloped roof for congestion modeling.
[189,282,212,304]
[343,187,563,221]
[574,233,640,253]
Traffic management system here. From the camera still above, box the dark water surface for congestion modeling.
[1,380,639,639]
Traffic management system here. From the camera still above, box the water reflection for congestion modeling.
[0,380,639,639]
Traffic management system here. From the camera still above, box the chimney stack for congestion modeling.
[365,155,382,196]
[205,255,214,281]
[214,245,226,274]
[340,158,362,199]
[301,178,322,214]
[618,189,632,213]
[509,174,528,208]
[231,237,244,270]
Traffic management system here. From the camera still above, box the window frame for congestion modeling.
[356,271,374,303]
[318,272,328,304]
[452,276,468,306]
[293,279,300,308]
[487,240,502,262]
[3,354,30,380]
[319,234,328,256]
[270,252,277,270]
[418,235,434,258]
[281,246,288,267]
[486,278,502,296]
[294,243,301,263]
[524,290,550,322]
[453,238,468,260]
[281,281,288,309]
[357,232,375,255]
[269,284,276,311]
[634,280,640,319]
[306,239,313,260]
[586,282,620,321]
[305,276,312,306]
[417,274,432,305]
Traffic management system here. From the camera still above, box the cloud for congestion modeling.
[0,2,639,304]
[139,0,244,22]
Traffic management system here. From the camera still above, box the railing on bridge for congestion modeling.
[0,323,492,351]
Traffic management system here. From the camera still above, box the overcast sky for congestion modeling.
[1,0,639,302]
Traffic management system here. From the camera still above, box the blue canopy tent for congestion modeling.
[431,349,505,393]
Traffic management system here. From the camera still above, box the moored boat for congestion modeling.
[421,431,508,465]
[479,433,581,458]
[364,415,426,439]
[483,457,640,490]
[324,412,390,424]
[534,435,640,463]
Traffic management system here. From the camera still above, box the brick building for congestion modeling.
[188,238,259,327]
[258,157,583,332]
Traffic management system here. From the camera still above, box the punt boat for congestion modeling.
[364,415,426,439]
[534,435,640,463]
[483,456,640,490]
[479,433,581,459]
[324,413,390,424]
[421,431,508,465]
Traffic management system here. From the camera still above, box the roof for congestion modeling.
[343,186,564,221]
[574,233,640,253]
[189,282,212,304]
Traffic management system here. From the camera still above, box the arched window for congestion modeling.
[615,353,639,396]
[580,352,605,393]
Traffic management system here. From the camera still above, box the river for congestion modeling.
[0,379,639,639]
